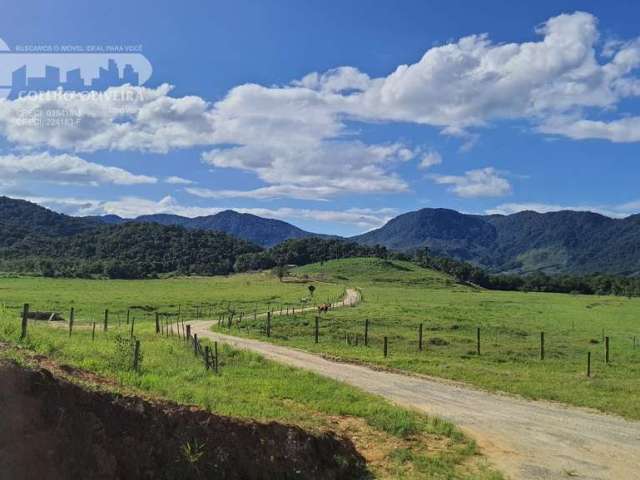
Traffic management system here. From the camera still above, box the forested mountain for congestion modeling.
[0,197,367,278]
[6,196,640,277]
[0,196,99,248]
[90,210,327,247]
[353,208,640,275]
[1,222,261,278]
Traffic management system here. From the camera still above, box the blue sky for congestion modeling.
[0,1,639,236]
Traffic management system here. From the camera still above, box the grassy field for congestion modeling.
[0,274,500,480]
[218,258,640,420]
[0,273,344,325]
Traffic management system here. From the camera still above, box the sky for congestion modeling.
[0,0,639,236]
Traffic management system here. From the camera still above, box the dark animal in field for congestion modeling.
[27,311,64,321]
[317,303,331,314]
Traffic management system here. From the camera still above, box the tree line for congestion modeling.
[412,247,640,297]
[3,218,640,297]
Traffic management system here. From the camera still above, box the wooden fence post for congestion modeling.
[103,309,109,331]
[418,323,423,351]
[133,340,141,372]
[214,341,219,374]
[383,336,388,357]
[587,351,591,377]
[476,327,481,355]
[364,319,369,347]
[605,336,610,364]
[540,332,545,360]
[314,316,319,344]
[204,346,211,370]
[126,309,130,325]
[68,307,75,337]
[20,303,29,340]
[130,316,135,338]
[266,311,271,337]
[155,312,160,334]
[193,334,199,356]
[186,324,191,340]
[92,321,96,341]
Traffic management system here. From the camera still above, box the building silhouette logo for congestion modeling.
[0,37,152,99]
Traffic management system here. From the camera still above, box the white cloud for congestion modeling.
[165,176,195,185]
[539,115,640,142]
[349,12,640,128]
[0,85,215,154]
[431,167,512,198]
[418,151,442,169]
[200,141,414,198]
[233,206,397,230]
[0,152,156,186]
[0,11,638,203]
[185,185,337,201]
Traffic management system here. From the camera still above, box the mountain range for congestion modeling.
[3,196,640,276]
[354,208,640,275]
[85,210,326,247]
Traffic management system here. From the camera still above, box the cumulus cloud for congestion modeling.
[418,151,442,169]
[0,152,156,186]
[431,167,512,198]
[539,115,640,142]
[165,176,195,185]
[185,185,338,201]
[201,141,414,198]
[0,11,638,203]
[0,85,215,153]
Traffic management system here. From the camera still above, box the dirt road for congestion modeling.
[191,317,640,480]
[266,287,361,317]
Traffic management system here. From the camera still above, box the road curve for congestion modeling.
[191,322,640,480]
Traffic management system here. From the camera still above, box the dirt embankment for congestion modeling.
[0,359,367,480]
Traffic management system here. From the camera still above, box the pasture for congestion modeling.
[222,258,640,420]
[0,272,500,479]
[0,273,343,325]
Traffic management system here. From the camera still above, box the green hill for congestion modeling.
[353,208,640,275]
[294,257,462,289]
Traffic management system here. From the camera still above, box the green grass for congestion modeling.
[219,258,640,420]
[0,273,343,325]
[0,274,501,480]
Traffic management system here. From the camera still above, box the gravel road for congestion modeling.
[191,293,640,480]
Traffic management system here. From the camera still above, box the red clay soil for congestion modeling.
[0,359,368,480]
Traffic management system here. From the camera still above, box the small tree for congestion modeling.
[308,285,316,297]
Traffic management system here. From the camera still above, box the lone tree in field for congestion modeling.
[308,285,316,297]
